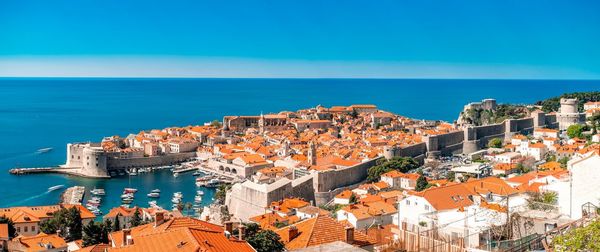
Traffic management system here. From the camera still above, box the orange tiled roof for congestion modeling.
[413,184,475,211]
[108,217,253,252]
[0,204,95,224]
[13,232,67,252]
[0,223,8,239]
[275,215,374,250]
[271,198,310,213]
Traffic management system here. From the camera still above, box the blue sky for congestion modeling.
[1,0,599,78]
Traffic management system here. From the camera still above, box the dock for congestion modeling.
[172,165,200,174]
[9,167,61,175]
[61,186,85,205]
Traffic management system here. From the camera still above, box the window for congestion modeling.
[24,226,28,232]
[32,226,36,232]
[425,205,430,211]
[406,200,410,206]
[17,227,20,232]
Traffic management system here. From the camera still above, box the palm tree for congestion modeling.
[184,202,193,216]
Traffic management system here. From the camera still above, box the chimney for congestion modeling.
[204,215,210,222]
[238,225,246,240]
[344,226,354,244]
[122,229,132,246]
[287,225,299,242]
[154,212,165,227]
[224,221,233,235]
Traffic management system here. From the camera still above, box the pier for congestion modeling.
[61,186,85,205]
[9,167,62,175]
[172,166,198,174]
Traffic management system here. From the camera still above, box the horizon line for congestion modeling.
[2,76,600,81]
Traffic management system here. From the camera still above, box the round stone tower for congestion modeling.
[560,98,578,114]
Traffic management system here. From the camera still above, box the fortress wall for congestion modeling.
[314,158,381,193]
[226,179,294,222]
[425,131,464,157]
[107,152,196,170]
[291,175,316,204]
[395,142,427,159]
[314,180,364,206]
[545,114,559,129]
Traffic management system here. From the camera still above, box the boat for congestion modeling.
[91,188,106,196]
[204,179,220,188]
[171,198,181,204]
[148,200,157,206]
[122,199,133,204]
[124,188,138,193]
[196,190,204,196]
[192,171,203,176]
[147,192,160,198]
[37,147,53,154]
[121,193,134,199]
[173,172,179,178]
[173,192,183,197]
[121,204,130,208]
[47,185,64,192]
[129,171,138,176]
[91,209,102,215]
[194,196,202,203]
[151,189,161,193]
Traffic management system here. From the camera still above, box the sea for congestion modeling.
[0,78,599,216]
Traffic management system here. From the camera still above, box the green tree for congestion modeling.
[82,221,109,247]
[553,218,600,251]
[558,157,570,168]
[415,175,428,192]
[66,207,83,241]
[215,184,232,204]
[349,193,358,204]
[0,215,17,238]
[246,229,285,252]
[39,218,59,234]
[366,157,419,182]
[446,171,456,182]
[567,124,586,139]
[112,213,121,232]
[129,208,142,227]
[210,120,223,128]
[487,138,503,148]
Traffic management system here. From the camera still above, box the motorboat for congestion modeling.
[192,171,203,176]
[173,172,179,178]
[122,199,133,204]
[173,192,183,198]
[37,147,53,154]
[124,188,138,193]
[91,188,106,196]
[129,171,138,176]
[147,192,160,198]
[121,193,134,199]
[196,190,204,196]
[171,198,181,204]
[48,185,64,192]
[151,189,161,193]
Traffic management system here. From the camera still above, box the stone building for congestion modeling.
[556,98,585,131]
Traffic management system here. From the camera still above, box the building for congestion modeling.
[380,170,420,190]
[103,207,156,230]
[7,232,67,252]
[0,205,95,237]
[0,224,8,251]
[106,215,254,252]
[542,153,600,219]
[275,215,375,250]
[556,98,585,131]
[336,201,397,229]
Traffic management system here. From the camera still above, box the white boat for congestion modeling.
[147,192,160,198]
[91,188,105,196]
[173,172,179,178]
[124,188,138,193]
[37,147,53,153]
[196,190,204,196]
[192,171,203,176]
[121,204,130,208]
[151,189,161,193]
[171,198,181,204]
[148,200,157,206]
[121,193,134,198]
[48,185,64,192]
[173,192,183,198]
[129,171,138,176]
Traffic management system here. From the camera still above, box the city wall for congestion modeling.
[313,158,380,194]
[106,152,197,170]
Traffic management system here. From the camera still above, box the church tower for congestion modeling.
[308,141,317,165]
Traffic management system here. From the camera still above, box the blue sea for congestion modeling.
[0,78,599,215]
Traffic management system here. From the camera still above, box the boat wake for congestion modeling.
[9,190,52,207]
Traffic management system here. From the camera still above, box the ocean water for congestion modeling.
[0,78,599,214]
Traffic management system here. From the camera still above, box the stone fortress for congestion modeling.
[556,98,586,130]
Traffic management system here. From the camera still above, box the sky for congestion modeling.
[1,0,599,79]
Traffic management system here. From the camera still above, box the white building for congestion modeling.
[542,153,600,220]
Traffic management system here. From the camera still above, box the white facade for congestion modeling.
[542,154,600,220]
